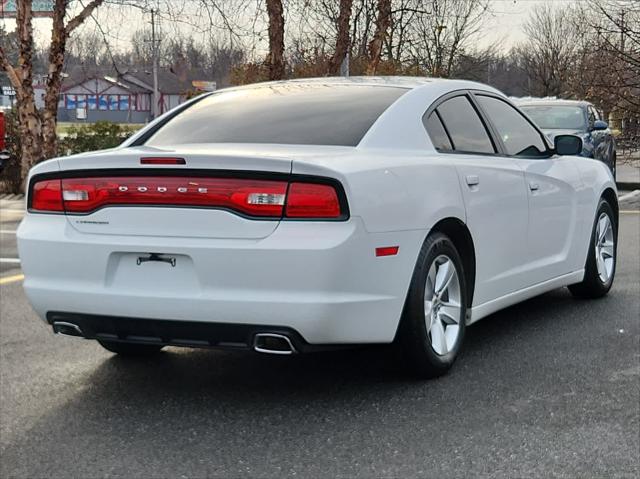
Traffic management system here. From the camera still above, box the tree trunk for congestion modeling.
[0,0,106,190]
[41,0,68,160]
[328,0,353,76]
[266,0,285,80]
[14,0,43,182]
[16,92,43,184]
[366,0,391,75]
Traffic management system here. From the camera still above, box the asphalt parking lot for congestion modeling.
[1,198,639,478]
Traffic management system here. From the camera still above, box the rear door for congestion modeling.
[424,93,530,306]
[473,94,583,284]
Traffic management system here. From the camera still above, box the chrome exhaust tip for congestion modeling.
[253,333,296,355]
[52,321,85,338]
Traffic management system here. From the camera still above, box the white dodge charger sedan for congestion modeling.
[17,77,617,377]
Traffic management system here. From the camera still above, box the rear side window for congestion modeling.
[476,95,548,157]
[434,96,495,154]
[424,112,453,151]
[144,84,408,147]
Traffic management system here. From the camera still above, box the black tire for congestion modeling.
[568,198,617,298]
[398,232,468,378]
[98,340,164,356]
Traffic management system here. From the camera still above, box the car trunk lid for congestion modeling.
[55,144,295,239]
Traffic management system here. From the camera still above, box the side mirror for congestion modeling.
[554,135,583,156]
[592,120,608,131]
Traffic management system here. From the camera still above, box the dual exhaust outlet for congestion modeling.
[52,321,297,355]
[252,333,297,355]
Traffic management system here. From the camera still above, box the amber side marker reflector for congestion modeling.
[376,246,399,257]
[140,157,186,165]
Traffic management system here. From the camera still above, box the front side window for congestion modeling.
[477,96,548,157]
[587,106,600,128]
[144,84,408,147]
[433,96,495,154]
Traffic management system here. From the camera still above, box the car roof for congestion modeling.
[513,98,592,108]
[124,76,505,151]
[217,76,498,92]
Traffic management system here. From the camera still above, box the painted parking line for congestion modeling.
[0,230,17,234]
[0,274,24,285]
[620,210,640,214]
[0,258,21,263]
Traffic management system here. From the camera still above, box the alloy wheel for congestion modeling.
[424,255,462,355]
[595,212,615,283]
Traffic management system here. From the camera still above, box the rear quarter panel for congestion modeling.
[292,149,466,234]
[292,150,466,337]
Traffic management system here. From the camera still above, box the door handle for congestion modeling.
[465,175,479,187]
[529,182,539,191]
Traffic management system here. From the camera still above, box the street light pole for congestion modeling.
[151,8,159,119]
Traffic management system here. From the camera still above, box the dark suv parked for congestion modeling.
[516,99,617,178]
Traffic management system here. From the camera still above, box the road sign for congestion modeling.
[192,81,217,92]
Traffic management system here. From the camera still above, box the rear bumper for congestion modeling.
[18,213,425,344]
[46,311,338,353]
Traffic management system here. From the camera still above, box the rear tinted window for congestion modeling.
[424,112,453,151]
[435,96,495,154]
[145,84,408,147]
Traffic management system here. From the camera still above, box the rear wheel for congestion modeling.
[398,232,467,378]
[569,198,617,298]
[98,340,164,356]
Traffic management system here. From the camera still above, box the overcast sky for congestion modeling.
[1,0,572,54]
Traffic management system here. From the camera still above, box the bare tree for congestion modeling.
[266,0,285,80]
[328,0,354,75]
[580,1,640,117]
[403,0,490,78]
[366,0,391,75]
[516,4,581,97]
[0,0,107,183]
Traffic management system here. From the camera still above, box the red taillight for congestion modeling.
[31,179,63,212]
[29,175,345,219]
[285,182,341,218]
[59,177,288,216]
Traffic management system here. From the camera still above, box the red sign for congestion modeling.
[0,111,5,151]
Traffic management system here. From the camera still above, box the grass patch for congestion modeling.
[57,122,144,135]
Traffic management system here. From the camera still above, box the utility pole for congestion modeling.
[151,8,159,119]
